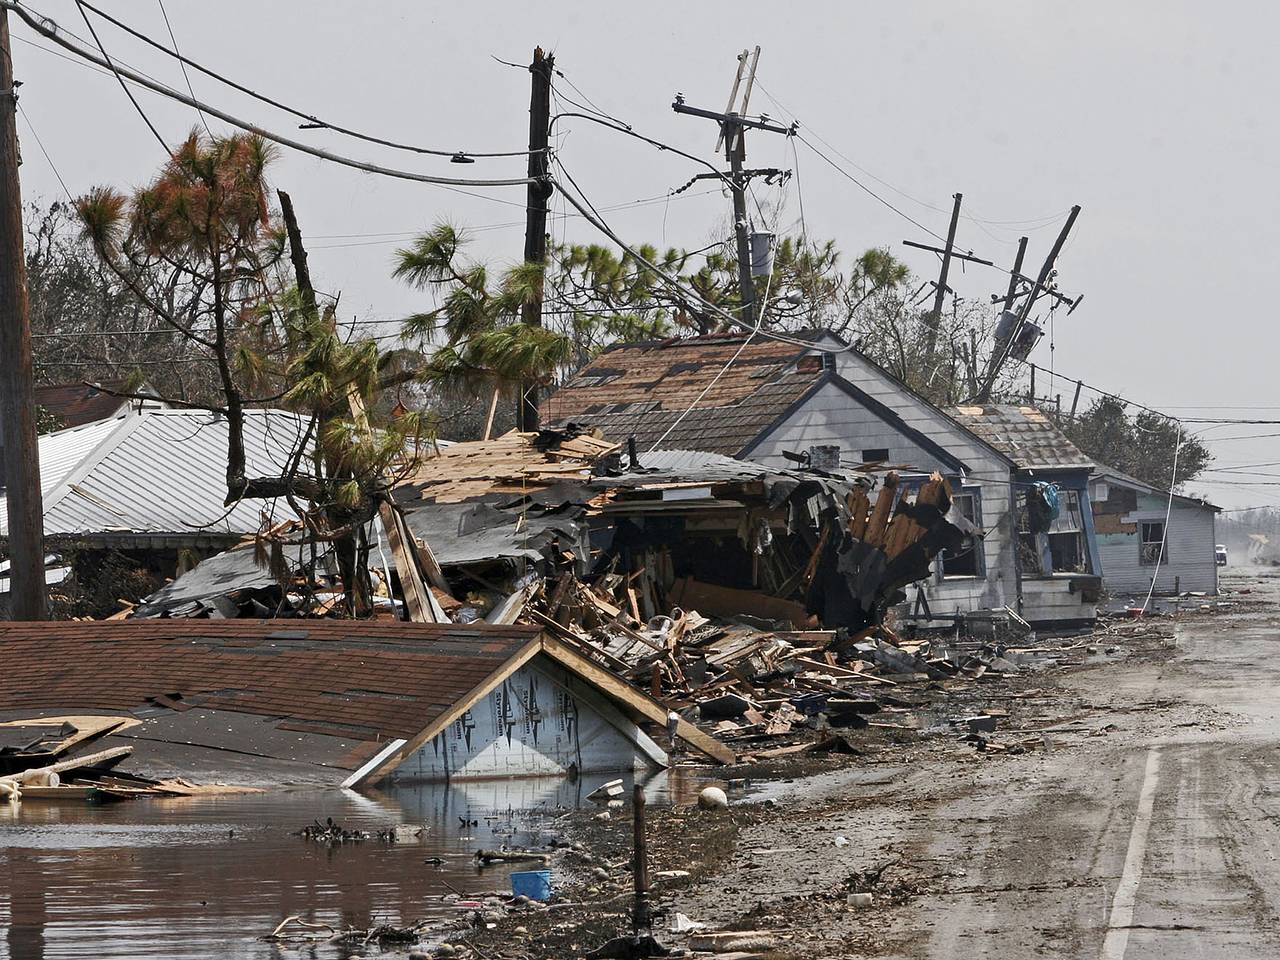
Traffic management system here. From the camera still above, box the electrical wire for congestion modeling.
[3,2,535,188]
[796,132,947,243]
[16,102,72,199]
[645,181,790,452]
[72,0,534,159]
[72,0,171,156]
[154,0,210,137]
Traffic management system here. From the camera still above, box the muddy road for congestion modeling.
[652,569,1280,958]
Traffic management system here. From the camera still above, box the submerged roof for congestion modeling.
[1,407,312,541]
[540,333,823,455]
[0,620,536,742]
[948,404,1094,471]
[0,620,731,784]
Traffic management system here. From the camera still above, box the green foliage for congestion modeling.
[35,405,64,434]
[394,221,574,401]
[1062,396,1212,490]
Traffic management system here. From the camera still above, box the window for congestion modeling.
[941,491,984,577]
[861,448,890,464]
[1017,486,1090,576]
[1047,489,1089,573]
[1140,521,1167,565]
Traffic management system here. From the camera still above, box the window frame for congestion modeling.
[940,489,985,579]
[1139,520,1167,566]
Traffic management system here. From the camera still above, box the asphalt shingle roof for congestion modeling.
[0,620,539,743]
[948,404,1094,471]
[541,335,821,455]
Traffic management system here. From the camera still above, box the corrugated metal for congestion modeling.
[0,414,127,534]
[3,408,310,539]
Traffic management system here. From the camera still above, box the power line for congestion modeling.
[3,2,535,189]
[73,0,533,160]
[154,0,210,137]
[16,102,71,199]
[755,78,1072,232]
[305,187,722,249]
[795,132,947,243]
[72,0,171,156]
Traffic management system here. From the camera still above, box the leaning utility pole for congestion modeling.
[923,193,962,355]
[673,47,793,328]
[0,9,45,620]
[518,46,554,433]
[975,206,1080,402]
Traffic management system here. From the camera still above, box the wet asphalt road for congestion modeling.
[906,571,1280,959]
[667,568,1280,958]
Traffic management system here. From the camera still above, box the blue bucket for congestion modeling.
[510,869,553,901]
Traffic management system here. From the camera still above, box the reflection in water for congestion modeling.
[0,768,718,960]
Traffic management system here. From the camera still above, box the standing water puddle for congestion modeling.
[0,770,718,960]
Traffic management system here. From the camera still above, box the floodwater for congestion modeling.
[0,771,715,960]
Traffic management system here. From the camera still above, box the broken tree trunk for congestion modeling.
[279,190,450,623]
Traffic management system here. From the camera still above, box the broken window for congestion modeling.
[941,492,984,577]
[1017,486,1090,576]
[1047,489,1089,573]
[1140,521,1167,565]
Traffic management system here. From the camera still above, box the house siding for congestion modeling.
[744,363,1022,622]
[1093,482,1219,595]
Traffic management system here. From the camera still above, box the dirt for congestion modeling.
[414,582,1261,960]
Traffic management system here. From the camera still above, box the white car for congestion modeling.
[1216,544,1228,566]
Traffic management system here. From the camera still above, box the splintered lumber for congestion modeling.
[800,525,831,591]
[7,746,133,784]
[864,472,899,548]
[669,577,813,626]
[847,486,871,540]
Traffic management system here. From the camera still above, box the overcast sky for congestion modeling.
[11,1,1279,508]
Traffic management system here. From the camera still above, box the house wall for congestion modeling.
[388,656,667,783]
[746,357,1021,621]
[1093,482,1219,595]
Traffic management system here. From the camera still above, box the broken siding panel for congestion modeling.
[388,656,665,782]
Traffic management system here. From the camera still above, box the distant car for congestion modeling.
[1216,544,1228,566]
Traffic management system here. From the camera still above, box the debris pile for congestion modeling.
[0,716,202,802]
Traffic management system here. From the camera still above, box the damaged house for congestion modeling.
[1089,466,1220,597]
[0,405,317,608]
[542,333,1102,629]
[0,620,730,791]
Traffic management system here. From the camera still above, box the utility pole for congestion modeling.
[727,119,756,326]
[975,206,1080,402]
[673,47,793,329]
[518,46,553,433]
[0,10,44,620]
[923,193,962,355]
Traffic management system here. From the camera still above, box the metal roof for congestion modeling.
[1,407,311,540]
